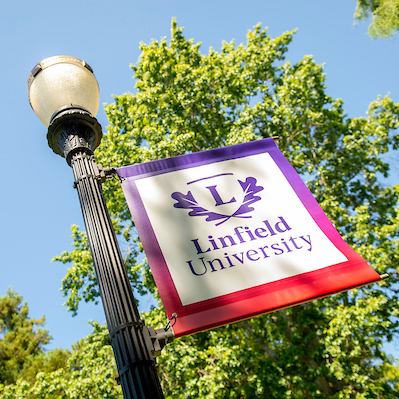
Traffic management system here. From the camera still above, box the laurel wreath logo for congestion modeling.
[171,177,264,226]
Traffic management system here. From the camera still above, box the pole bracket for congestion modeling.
[96,164,117,184]
[73,162,116,188]
[146,313,177,358]
[107,319,175,360]
[146,326,175,358]
[113,323,175,384]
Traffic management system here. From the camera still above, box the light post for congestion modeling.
[27,56,173,399]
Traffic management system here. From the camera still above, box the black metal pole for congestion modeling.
[48,107,165,399]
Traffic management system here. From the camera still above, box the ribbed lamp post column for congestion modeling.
[27,56,168,399]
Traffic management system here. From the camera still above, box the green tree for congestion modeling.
[0,289,75,397]
[0,289,51,385]
[0,322,121,398]
[355,0,399,38]
[54,21,399,398]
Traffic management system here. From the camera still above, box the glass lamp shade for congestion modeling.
[28,56,100,127]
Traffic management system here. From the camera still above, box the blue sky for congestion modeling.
[0,0,398,352]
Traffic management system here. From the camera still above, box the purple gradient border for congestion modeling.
[118,138,339,243]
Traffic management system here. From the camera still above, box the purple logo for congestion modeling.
[171,173,264,226]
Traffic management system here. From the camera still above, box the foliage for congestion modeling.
[53,225,99,316]
[51,20,399,397]
[0,289,51,385]
[355,0,399,38]
[0,320,121,398]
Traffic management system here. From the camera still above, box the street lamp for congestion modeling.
[27,56,173,399]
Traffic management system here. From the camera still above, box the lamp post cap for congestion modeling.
[28,56,94,85]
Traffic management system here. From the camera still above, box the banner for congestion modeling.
[117,138,382,337]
